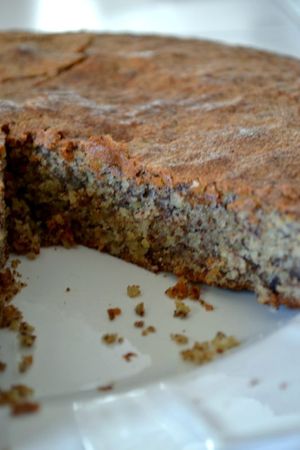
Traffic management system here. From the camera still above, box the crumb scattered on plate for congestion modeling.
[0,268,26,309]
[11,401,40,416]
[101,333,123,345]
[18,355,33,373]
[0,384,39,416]
[165,277,199,300]
[107,307,122,321]
[134,302,145,317]
[199,299,214,311]
[0,361,6,372]
[181,332,239,365]
[10,259,21,270]
[97,383,114,392]
[141,325,156,336]
[173,300,191,318]
[170,333,189,345]
[134,320,144,328]
[1,304,22,331]
[123,352,137,362]
[19,322,36,348]
[65,287,71,292]
[166,277,214,311]
[127,285,141,298]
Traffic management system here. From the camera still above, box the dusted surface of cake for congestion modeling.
[0,32,299,307]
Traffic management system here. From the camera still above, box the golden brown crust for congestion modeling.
[0,33,299,218]
[0,32,92,82]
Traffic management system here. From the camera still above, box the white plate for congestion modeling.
[1,247,300,450]
[1,1,300,449]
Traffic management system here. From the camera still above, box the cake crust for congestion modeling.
[0,32,299,307]
[1,33,299,217]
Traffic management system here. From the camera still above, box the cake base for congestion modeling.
[3,130,299,308]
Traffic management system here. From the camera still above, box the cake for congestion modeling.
[0,32,299,309]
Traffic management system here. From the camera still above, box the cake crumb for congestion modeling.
[166,277,201,300]
[107,307,122,321]
[11,401,40,416]
[0,361,6,372]
[0,384,39,416]
[127,285,141,298]
[181,332,239,365]
[101,333,123,345]
[165,277,189,300]
[1,304,22,330]
[19,333,36,348]
[65,287,71,292]
[174,300,191,318]
[123,352,137,362]
[0,385,33,405]
[170,333,189,345]
[11,259,21,270]
[199,298,215,311]
[134,302,145,317]
[19,321,36,348]
[97,383,114,392]
[165,277,214,311]
[134,320,144,328]
[19,321,35,335]
[0,268,25,305]
[18,355,33,373]
[141,325,156,336]
[0,269,35,352]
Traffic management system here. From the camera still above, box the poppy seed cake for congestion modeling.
[0,32,299,309]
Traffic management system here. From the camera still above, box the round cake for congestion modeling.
[0,32,299,309]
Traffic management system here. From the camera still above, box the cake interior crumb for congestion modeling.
[166,277,214,311]
[170,333,189,345]
[141,325,156,336]
[0,384,39,416]
[102,333,123,345]
[11,259,21,270]
[165,277,199,300]
[174,300,191,318]
[97,383,114,392]
[107,307,122,321]
[134,302,145,317]
[127,285,141,298]
[181,332,240,365]
[123,352,137,362]
[19,355,33,373]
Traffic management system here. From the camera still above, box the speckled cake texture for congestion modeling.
[0,32,299,308]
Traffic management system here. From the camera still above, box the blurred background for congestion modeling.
[0,0,300,57]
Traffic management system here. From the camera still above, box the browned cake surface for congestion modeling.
[0,32,299,307]
[0,33,299,217]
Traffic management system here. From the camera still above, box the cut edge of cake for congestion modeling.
[1,126,299,308]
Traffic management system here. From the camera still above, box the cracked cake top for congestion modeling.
[0,32,299,217]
